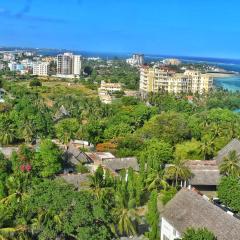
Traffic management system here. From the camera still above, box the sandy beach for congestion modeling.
[208,72,239,78]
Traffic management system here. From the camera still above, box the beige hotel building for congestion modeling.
[140,67,213,95]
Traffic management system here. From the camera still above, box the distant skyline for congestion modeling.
[1,0,240,59]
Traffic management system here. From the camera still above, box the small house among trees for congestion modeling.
[161,188,240,240]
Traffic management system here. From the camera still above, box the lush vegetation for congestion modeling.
[1,67,240,239]
[181,228,216,240]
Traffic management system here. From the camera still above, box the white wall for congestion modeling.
[161,217,181,240]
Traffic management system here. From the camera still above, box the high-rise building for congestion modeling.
[140,66,213,95]
[73,55,81,75]
[33,62,49,76]
[57,53,81,77]
[126,53,144,66]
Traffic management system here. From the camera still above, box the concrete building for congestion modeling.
[3,53,15,61]
[163,58,181,66]
[21,59,33,68]
[126,53,144,66]
[98,81,122,104]
[140,67,213,95]
[33,62,49,76]
[8,62,17,71]
[57,53,81,77]
[73,55,81,75]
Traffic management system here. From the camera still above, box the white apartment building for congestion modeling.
[140,67,213,95]
[163,58,182,66]
[126,53,144,66]
[57,53,82,77]
[33,62,49,76]
[73,55,81,75]
[8,62,17,71]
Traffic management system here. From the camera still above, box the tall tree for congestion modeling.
[164,158,191,186]
[219,150,240,177]
[34,139,62,177]
[146,190,159,240]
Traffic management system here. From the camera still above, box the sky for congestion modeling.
[0,0,240,59]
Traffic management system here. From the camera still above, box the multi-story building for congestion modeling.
[33,62,49,76]
[163,58,182,66]
[98,81,122,104]
[73,55,81,75]
[57,53,81,77]
[3,53,15,62]
[126,53,144,66]
[140,66,213,95]
[8,62,17,71]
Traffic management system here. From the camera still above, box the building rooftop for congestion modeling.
[0,146,19,158]
[102,157,139,172]
[54,105,70,122]
[85,152,116,163]
[63,144,92,165]
[163,188,240,240]
[214,138,240,164]
[58,173,90,190]
[186,160,221,186]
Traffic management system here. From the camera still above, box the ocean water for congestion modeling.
[214,76,240,92]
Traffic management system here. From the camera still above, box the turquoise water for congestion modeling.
[214,75,240,92]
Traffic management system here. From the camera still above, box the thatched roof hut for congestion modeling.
[186,160,221,186]
[162,188,240,240]
[214,138,240,164]
[103,157,139,172]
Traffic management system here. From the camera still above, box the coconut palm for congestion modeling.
[164,158,192,186]
[220,150,240,177]
[145,170,169,191]
[199,137,215,160]
[113,192,139,237]
[0,225,28,240]
[0,115,15,145]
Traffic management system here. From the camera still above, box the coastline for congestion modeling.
[208,72,239,78]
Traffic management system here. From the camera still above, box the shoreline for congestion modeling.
[208,72,239,78]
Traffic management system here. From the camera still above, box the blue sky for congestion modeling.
[0,0,240,58]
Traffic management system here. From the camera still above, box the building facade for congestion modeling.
[57,53,81,77]
[126,53,144,66]
[140,67,213,95]
[33,62,49,76]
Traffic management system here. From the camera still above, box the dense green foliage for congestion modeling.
[1,67,240,238]
[218,176,240,213]
[146,190,159,240]
[181,228,216,240]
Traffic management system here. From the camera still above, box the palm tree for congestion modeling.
[20,121,34,143]
[113,192,139,236]
[220,150,240,177]
[145,170,169,192]
[164,158,192,186]
[31,210,63,237]
[210,123,222,139]
[0,129,15,145]
[0,115,15,145]
[0,225,28,240]
[88,166,113,199]
[199,137,215,160]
